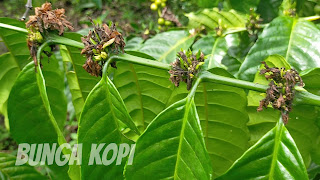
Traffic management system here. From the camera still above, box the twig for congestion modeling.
[20,0,33,21]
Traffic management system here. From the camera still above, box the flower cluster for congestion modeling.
[81,21,125,77]
[26,2,74,35]
[257,62,304,124]
[169,50,205,90]
[25,2,74,67]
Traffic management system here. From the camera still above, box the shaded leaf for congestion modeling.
[60,33,101,119]
[0,18,30,69]
[257,0,283,23]
[78,76,139,179]
[0,152,46,180]
[217,119,308,180]
[8,58,69,179]
[229,0,260,13]
[0,53,20,128]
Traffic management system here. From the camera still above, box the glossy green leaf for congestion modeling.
[238,16,320,81]
[161,69,250,177]
[8,58,69,179]
[217,119,308,180]
[229,0,260,13]
[0,53,20,128]
[0,152,46,180]
[0,18,30,69]
[186,8,246,31]
[8,56,67,142]
[125,97,213,180]
[192,34,242,73]
[192,35,226,70]
[78,75,139,179]
[139,30,195,63]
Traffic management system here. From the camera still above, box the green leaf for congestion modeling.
[217,119,308,180]
[8,58,69,179]
[164,69,250,177]
[113,61,176,131]
[229,0,260,13]
[60,33,101,119]
[0,152,46,180]
[192,34,242,73]
[124,97,213,179]
[0,18,30,69]
[197,0,219,8]
[0,53,20,129]
[238,16,320,81]
[125,37,144,51]
[192,35,226,70]
[301,68,320,95]
[78,75,139,179]
[257,0,283,23]
[139,30,195,63]
[185,8,246,31]
[8,56,67,142]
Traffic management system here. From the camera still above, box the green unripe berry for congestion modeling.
[161,2,166,7]
[158,25,163,30]
[150,3,158,10]
[164,20,172,26]
[155,0,162,5]
[158,18,165,25]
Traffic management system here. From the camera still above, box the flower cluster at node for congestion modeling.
[258,61,304,124]
[81,21,125,77]
[169,50,205,90]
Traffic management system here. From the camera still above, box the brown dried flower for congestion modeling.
[169,50,205,90]
[26,2,74,35]
[81,20,125,77]
[257,61,304,124]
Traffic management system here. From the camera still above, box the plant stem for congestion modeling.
[35,37,320,107]
[201,71,268,92]
[102,53,171,77]
[46,34,84,49]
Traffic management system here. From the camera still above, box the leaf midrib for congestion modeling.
[173,98,192,179]
[129,64,145,128]
[285,18,297,61]
[208,37,222,69]
[268,121,284,179]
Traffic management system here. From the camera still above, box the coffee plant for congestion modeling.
[0,0,320,179]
